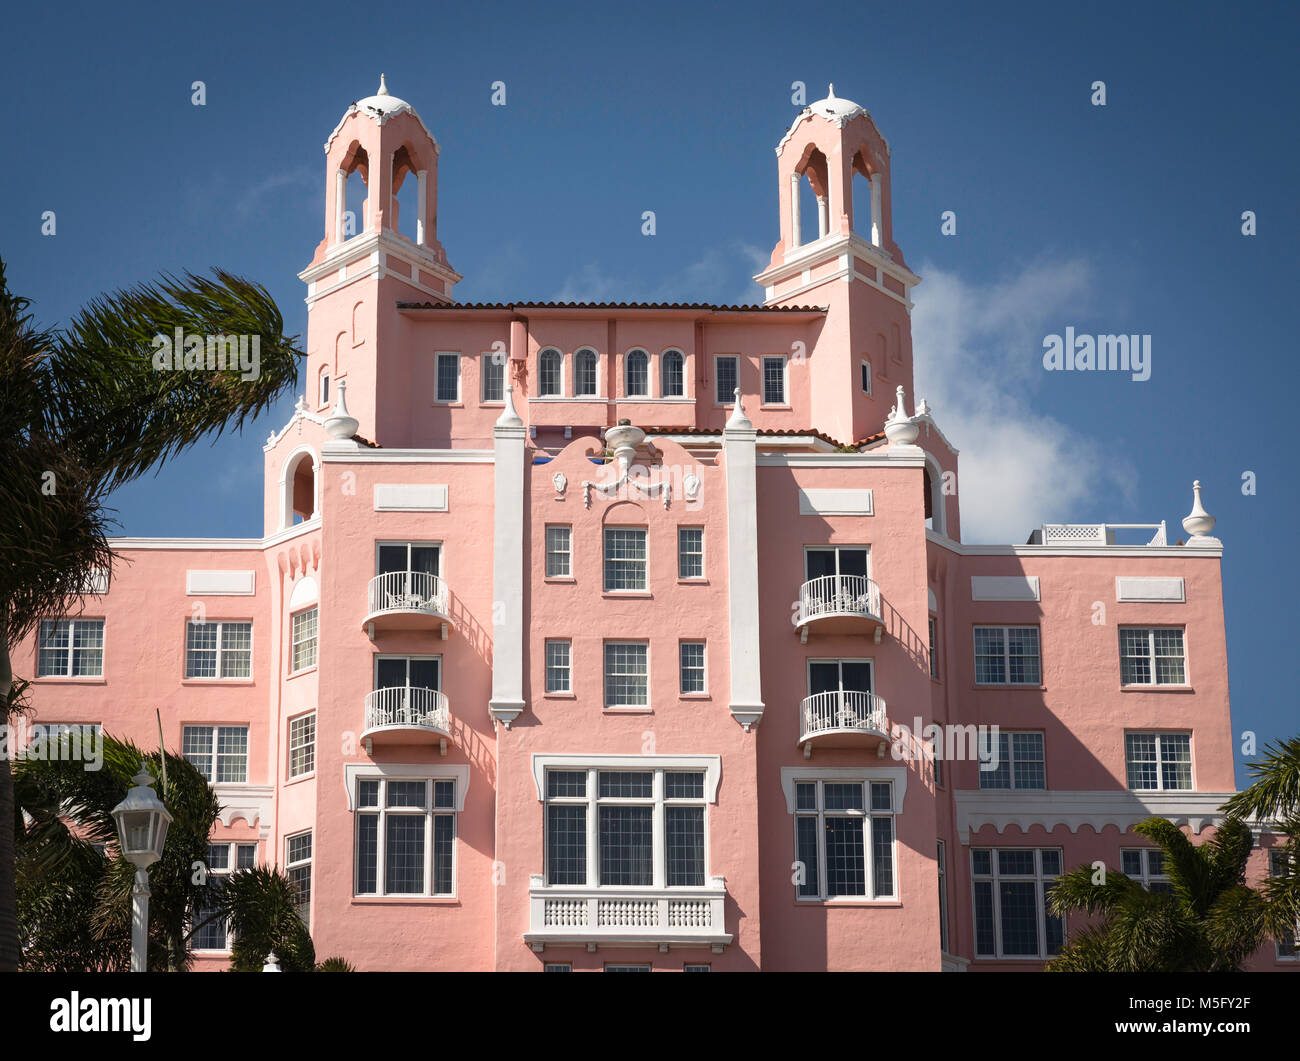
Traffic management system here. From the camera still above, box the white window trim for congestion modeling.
[182,723,250,785]
[1119,625,1188,687]
[192,841,259,953]
[779,766,908,814]
[679,640,707,695]
[660,348,687,398]
[287,711,316,779]
[285,830,312,923]
[761,354,788,406]
[351,775,459,898]
[677,526,705,580]
[289,606,318,674]
[802,544,872,581]
[480,352,506,404]
[978,730,1047,791]
[713,354,739,406]
[860,358,872,395]
[970,847,1065,961]
[973,624,1042,686]
[36,618,106,679]
[184,619,253,681]
[434,351,461,404]
[603,526,648,592]
[537,347,565,397]
[343,762,470,810]
[1125,731,1193,792]
[574,347,601,398]
[544,525,572,579]
[545,639,572,694]
[623,348,651,398]
[531,755,721,803]
[375,540,442,576]
[790,776,899,902]
[1120,847,1171,891]
[603,640,650,709]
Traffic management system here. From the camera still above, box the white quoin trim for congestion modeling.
[490,390,527,728]
[723,409,763,730]
[416,170,428,246]
[278,445,319,531]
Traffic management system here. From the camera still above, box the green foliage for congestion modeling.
[315,956,356,972]
[218,867,315,972]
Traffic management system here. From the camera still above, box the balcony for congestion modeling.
[799,690,889,756]
[795,575,884,643]
[362,686,451,753]
[524,876,732,953]
[363,571,453,639]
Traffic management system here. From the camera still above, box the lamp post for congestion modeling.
[111,769,173,972]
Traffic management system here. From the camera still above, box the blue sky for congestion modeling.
[1,1,1296,784]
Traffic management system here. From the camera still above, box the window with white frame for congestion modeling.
[762,355,787,404]
[677,527,704,580]
[543,767,707,887]
[661,349,685,397]
[928,615,939,679]
[545,525,571,578]
[290,607,318,673]
[481,353,505,402]
[624,349,649,397]
[377,541,440,579]
[319,371,330,406]
[185,620,252,679]
[973,626,1041,685]
[545,639,571,694]
[605,963,652,972]
[604,642,648,708]
[978,731,1046,790]
[971,848,1064,959]
[860,360,872,395]
[603,527,647,590]
[937,839,950,953]
[183,725,249,783]
[435,352,460,403]
[1121,848,1173,893]
[354,777,457,896]
[544,962,572,972]
[538,348,563,396]
[1119,627,1186,686]
[37,619,105,678]
[679,641,706,694]
[575,348,599,396]
[1125,732,1191,791]
[288,713,316,778]
[794,778,896,900]
[192,841,257,951]
[715,355,738,405]
[286,831,312,924]
[683,963,711,972]
[1270,850,1298,959]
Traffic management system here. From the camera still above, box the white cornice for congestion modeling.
[758,452,927,467]
[926,529,1224,559]
[953,789,1236,844]
[755,232,920,294]
[109,518,321,552]
[320,448,494,464]
[213,783,275,829]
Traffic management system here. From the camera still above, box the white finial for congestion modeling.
[262,951,282,973]
[828,83,836,99]
[726,387,752,430]
[883,384,920,446]
[1182,479,1217,540]
[323,378,359,440]
[377,74,389,97]
[496,383,523,428]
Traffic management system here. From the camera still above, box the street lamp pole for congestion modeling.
[111,769,173,973]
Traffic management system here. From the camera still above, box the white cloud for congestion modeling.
[911,259,1137,544]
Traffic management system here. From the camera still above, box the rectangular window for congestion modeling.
[435,352,460,403]
[1125,732,1192,791]
[545,525,571,578]
[979,731,1046,790]
[193,842,258,951]
[973,626,1041,685]
[860,360,872,395]
[971,847,1064,959]
[605,964,652,972]
[286,832,312,923]
[545,639,571,694]
[937,839,950,953]
[683,963,711,972]
[793,779,896,901]
[354,777,456,897]
[481,353,505,402]
[1120,848,1173,894]
[603,527,647,591]
[182,725,249,784]
[288,713,316,778]
[762,355,786,404]
[37,619,105,678]
[1270,850,1298,959]
[290,607,318,673]
[677,527,704,580]
[543,767,706,888]
[715,355,738,405]
[185,620,252,679]
[1119,627,1186,685]
[679,641,706,694]
[604,642,648,708]
[928,616,939,679]
[544,963,573,972]
[575,351,598,396]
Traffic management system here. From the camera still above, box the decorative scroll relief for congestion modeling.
[186,570,256,596]
[798,488,873,516]
[583,464,672,510]
[373,483,448,512]
[970,575,1040,602]
[1115,577,1185,603]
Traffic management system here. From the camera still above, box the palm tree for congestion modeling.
[0,256,303,970]
[216,866,315,972]
[1046,816,1270,971]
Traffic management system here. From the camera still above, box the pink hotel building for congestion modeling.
[20,81,1292,972]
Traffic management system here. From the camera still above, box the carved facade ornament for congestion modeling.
[582,420,671,510]
[552,471,567,497]
[683,472,701,501]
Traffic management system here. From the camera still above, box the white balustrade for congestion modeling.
[366,570,448,617]
[363,685,450,735]
[800,690,887,742]
[797,574,881,624]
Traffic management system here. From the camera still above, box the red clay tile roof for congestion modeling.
[640,425,850,448]
[396,300,825,313]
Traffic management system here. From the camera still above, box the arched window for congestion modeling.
[538,348,563,396]
[923,458,946,536]
[625,349,649,397]
[661,350,684,397]
[575,348,599,396]
[281,449,318,529]
[319,368,331,408]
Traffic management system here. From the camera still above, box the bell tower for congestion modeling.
[298,76,462,444]
[754,86,922,446]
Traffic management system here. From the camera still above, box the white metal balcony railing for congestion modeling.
[366,570,449,617]
[798,574,881,622]
[799,690,888,745]
[363,685,451,736]
[525,875,732,953]
[1039,522,1167,546]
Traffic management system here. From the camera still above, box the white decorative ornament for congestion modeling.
[684,472,701,501]
[883,384,920,446]
[323,378,359,440]
[552,471,567,497]
[581,419,671,508]
[1181,480,1217,541]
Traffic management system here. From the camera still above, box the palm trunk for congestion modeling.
[0,624,20,971]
